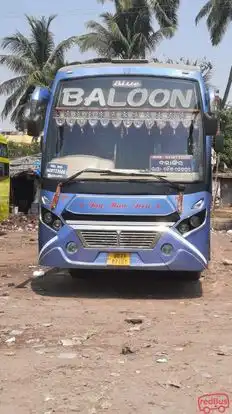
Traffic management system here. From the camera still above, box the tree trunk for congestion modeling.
[222,66,232,109]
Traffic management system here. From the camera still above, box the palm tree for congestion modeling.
[98,0,180,28]
[78,0,176,59]
[195,1,232,108]
[195,0,232,46]
[0,15,77,126]
[164,57,213,87]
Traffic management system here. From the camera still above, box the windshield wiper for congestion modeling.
[50,168,120,209]
[99,169,185,192]
[50,167,185,210]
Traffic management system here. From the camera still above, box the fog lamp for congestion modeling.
[161,243,173,256]
[66,242,78,254]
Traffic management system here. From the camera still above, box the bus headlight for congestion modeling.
[189,215,202,228]
[177,209,206,235]
[52,219,62,231]
[178,223,191,234]
[43,212,53,224]
[41,206,64,232]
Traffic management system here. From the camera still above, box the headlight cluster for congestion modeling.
[41,206,63,231]
[176,209,206,235]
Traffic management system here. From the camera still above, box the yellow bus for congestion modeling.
[0,135,10,221]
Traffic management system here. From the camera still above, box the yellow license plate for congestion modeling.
[107,253,130,266]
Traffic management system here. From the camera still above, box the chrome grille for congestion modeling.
[78,230,160,249]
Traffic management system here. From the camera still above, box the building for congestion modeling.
[10,154,41,214]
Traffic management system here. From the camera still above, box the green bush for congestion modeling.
[8,141,40,159]
[219,109,232,168]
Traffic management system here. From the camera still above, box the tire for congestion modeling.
[176,271,201,281]
[185,271,201,281]
[69,269,84,279]
[69,269,92,280]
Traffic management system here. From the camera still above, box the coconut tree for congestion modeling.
[98,0,180,28]
[164,57,213,87]
[195,1,232,108]
[195,0,232,46]
[78,0,175,59]
[0,15,78,126]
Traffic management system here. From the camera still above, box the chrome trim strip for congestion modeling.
[69,224,169,232]
[66,220,174,228]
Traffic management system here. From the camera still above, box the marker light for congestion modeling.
[192,199,204,210]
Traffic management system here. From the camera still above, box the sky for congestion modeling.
[1,0,232,130]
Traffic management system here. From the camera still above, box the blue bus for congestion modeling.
[25,59,223,280]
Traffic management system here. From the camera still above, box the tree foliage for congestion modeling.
[218,109,232,168]
[97,0,180,28]
[163,57,213,86]
[7,141,40,159]
[78,0,178,59]
[0,15,77,126]
[195,0,232,46]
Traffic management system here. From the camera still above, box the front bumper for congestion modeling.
[39,223,207,272]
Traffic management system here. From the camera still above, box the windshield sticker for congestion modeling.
[54,81,200,132]
[58,87,195,109]
[150,155,193,173]
[46,163,68,178]
[112,80,142,88]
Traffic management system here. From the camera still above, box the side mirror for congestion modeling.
[25,87,50,137]
[214,134,224,153]
[203,113,218,136]
[27,117,43,137]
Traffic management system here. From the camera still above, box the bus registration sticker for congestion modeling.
[46,163,68,178]
[107,253,130,266]
[150,154,193,173]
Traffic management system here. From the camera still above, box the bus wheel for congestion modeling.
[184,271,201,281]
[176,272,201,281]
[69,269,86,279]
[69,269,84,279]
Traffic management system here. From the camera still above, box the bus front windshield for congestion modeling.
[44,76,204,182]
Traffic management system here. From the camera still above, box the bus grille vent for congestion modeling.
[78,230,160,249]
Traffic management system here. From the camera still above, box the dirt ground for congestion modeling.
[1,229,232,414]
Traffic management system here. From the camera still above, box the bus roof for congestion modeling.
[58,60,201,74]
